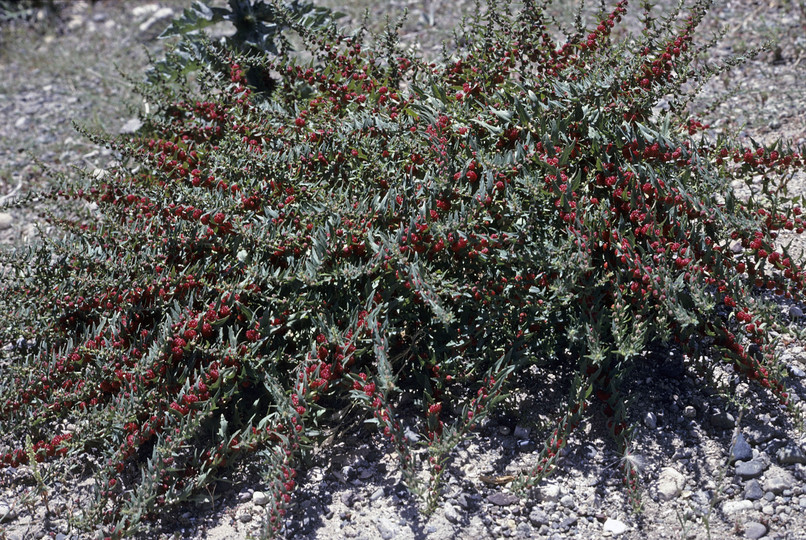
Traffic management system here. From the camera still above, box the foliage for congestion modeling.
[147,0,343,95]
[1,0,805,536]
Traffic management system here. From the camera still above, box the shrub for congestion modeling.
[1,0,805,536]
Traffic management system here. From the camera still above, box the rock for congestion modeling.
[498,425,511,435]
[0,502,16,523]
[643,412,657,429]
[487,492,520,506]
[237,510,252,523]
[745,425,778,445]
[722,500,754,515]
[539,484,561,502]
[709,410,735,430]
[683,405,697,418]
[603,518,628,535]
[237,491,252,503]
[560,494,575,508]
[14,117,27,129]
[252,491,269,506]
[375,517,397,540]
[763,466,795,494]
[656,467,686,501]
[517,439,536,452]
[744,479,764,501]
[744,521,768,539]
[456,493,470,509]
[370,487,384,501]
[776,445,806,465]
[444,502,461,524]
[341,492,357,507]
[735,460,764,480]
[529,509,549,526]
[513,425,530,439]
[731,433,754,463]
[0,213,12,230]
[790,305,804,318]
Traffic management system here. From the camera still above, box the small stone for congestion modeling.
[683,405,697,418]
[444,502,461,524]
[529,509,549,526]
[744,521,767,539]
[237,510,252,523]
[709,410,735,430]
[0,502,17,522]
[560,494,575,508]
[237,491,252,503]
[517,439,536,452]
[0,213,12,230]
[763,467,794,494]
[657,467,686,501]
[722,500,754,515]
[539,484,561,502]
[735,460,764,480]
[456,493,470,509]
[341,492,357,507]
[603,518,629,535]
[731,241,744,254]
[487,492,520,506]
[513,425,531,439]
[776,445,806,465]
[375,517,397,540]
[643,412,657,429]
[744,480,764,501]
[251,491,269,506]
[370,487,384,501]
[498,425,511,435]
[789,305,804,318]
[14,117,27,129]
[731,433,754,463]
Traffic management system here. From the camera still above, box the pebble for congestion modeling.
[237,510,252,523]
[603,518,628,535]
[789,305,804,318]
[560,494,576,508]
[735,460,765,480]
[539,484,561,502]
[731,433,754,463]
[744,480,764,501]
[722,500,754,515]
[529,509,549,526]
[656,467,686,501]
[487,492,520,506]
[763,467,794,494]
[643,412,657,429]
[375,517,397,540]
[709,410,735,430]
[513,425,530,439]
[0,501,16,522]
[0,213,12,230]
[252,491,269,506]
[237,491,252,503]
[370,487,384,501]
[744,521,768,539]
[776,445,806,465]
[444,502,461,524]
[683,405,697,418]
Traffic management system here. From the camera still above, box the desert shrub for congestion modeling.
[1,0,805,536]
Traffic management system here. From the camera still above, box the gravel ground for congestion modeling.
[1,1,806,539]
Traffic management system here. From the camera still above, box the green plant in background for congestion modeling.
[148,0,342,94]
[1,0,805,537]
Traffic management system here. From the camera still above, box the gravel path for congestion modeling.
[1,1,805,539]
